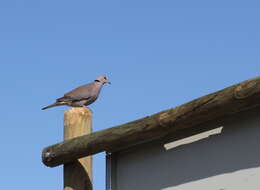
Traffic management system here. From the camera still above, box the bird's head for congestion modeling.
[95,75,111,85]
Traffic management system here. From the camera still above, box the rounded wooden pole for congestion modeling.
[64,108,92,190]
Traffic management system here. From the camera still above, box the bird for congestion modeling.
[42,75,110,110]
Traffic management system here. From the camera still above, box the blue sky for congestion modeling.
[0,0,260,189]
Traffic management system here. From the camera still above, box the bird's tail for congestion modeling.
[41,102,65,110]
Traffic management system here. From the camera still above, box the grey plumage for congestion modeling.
[42,75,110,110]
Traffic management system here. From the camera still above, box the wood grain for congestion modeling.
[63,108,92,190]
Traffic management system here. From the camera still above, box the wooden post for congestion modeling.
[64,108,92,190]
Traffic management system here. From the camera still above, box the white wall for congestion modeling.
[109,108,260,190]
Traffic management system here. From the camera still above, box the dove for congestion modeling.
[42,75,110,110]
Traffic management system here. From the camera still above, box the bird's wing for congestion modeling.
[58,82,95,102]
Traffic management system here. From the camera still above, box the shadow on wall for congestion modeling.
[64,161,92,190]
[115,108,260,190]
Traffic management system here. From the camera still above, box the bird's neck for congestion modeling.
[94,81,103,86]
[94,82,104,95]
[94,80,104,85]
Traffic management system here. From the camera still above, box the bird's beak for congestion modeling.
[107,81,111,84]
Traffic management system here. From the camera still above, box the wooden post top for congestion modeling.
[64,107,92,117]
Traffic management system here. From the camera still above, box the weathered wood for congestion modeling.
[42,76,260,167]
[63,108,92,190]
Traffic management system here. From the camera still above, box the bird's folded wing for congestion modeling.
[57,96,91,102]
[60,83,94,101]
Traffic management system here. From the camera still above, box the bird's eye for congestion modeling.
[104,77,107,80]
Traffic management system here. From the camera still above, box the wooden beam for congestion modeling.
[63,108,92,190]
[42,76,260,167]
